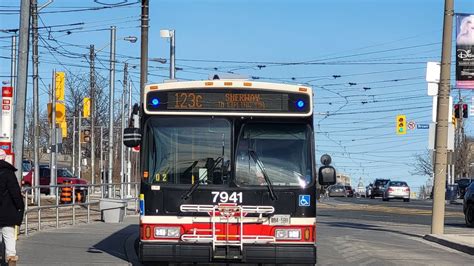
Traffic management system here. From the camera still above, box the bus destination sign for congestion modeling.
[169,92,285,111]
[146,89,310,113]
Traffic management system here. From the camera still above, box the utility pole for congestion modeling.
[127,81,132,197]
[431,0,454,235]
[78,109,82,179]
[140,0,149,105]
[89,45,96,185]
[170,30,176,80]
[72,117,76,175]
[120,63,128,199]
[50,71,57,196]
[13,0,31,182]
[108,26,116,198]
[10,34,17,97]
[31,0,40,203]
[100,126,103,186]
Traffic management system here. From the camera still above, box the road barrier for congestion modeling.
[60,180,72,204]
[21,182,140,236]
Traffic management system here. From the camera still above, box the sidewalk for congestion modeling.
[14,215,140,266]
[424,233,474,255]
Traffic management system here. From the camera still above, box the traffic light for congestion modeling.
[454,103,468,118]
[396,115,406,135]
[454,104,461,118]
[81,129,91,143]
[462,103,468,118]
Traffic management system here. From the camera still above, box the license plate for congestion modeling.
[269,215,291,225]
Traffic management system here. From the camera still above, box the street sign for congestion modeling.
[407,121,416,130]
[417,124,429,129]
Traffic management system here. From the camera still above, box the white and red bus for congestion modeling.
[124,77,336,265]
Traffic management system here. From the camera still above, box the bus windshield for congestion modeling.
[144,117,231,185]
[235,123,312,187]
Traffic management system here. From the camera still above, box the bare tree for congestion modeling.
[410,149,433,177]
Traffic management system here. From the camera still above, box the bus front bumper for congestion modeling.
[140,242,316,264]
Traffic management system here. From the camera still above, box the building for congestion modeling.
[336,172,351,186]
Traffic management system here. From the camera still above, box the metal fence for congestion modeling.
[21,182,140,236]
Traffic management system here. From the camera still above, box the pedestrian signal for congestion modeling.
[396,115,406,135]
[81,129,91,143]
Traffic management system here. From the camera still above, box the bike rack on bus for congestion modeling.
[180,203,275,257]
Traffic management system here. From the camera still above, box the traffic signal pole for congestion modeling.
[31,0,40,203]
[431,0,454,235]
[72,116,76,175]
[78,109,82,180]
[50,71,57,196]
[90,45,96,186]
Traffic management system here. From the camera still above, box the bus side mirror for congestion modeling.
[318,166,336,186]
[123,127,141,147]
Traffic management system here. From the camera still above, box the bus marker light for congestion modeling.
[143,171,149,178]
[151,98,160,106]
[205,82,214,86]
[243,82,252,86]
[144,225,152,239]
[150,85,159,90]
[299,87,307,92]
[296,100,305,109]
[304,228,310,241]
[224,82,233,86]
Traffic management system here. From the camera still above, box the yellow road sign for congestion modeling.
[55,72,65,101]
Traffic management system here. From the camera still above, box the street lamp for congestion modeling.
[150,57,167,64]
[160,29,175,79]
[123,36,137,43]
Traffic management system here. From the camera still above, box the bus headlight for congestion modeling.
[275,229,301,240]
[154,227,181,238]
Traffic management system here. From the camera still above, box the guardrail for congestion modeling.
[21,182,140,236]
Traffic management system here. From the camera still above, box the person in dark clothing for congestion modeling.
[0,149,24,266]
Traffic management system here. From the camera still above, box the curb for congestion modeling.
[423,234,474,255]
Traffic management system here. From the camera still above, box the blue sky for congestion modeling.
[1,0,474,190]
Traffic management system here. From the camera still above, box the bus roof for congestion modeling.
[144,80,312,94]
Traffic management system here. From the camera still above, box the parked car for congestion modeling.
[382,181,410,202]
[344,185,354,197]
[22,165,88,200]
[370,178,390,199]
[456,178,473,199]
[463,182,474,227]
[328,184,347,197]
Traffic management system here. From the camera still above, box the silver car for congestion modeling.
[382,181,410,202]
[328,184,347,197]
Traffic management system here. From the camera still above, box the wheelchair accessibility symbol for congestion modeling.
[299,195,310,207]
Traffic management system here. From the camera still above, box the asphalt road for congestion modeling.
[316,197,473,265]
[318,197,466,227]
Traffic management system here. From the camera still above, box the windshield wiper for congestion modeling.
[181,157,223,200]
[248,150,278,200]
